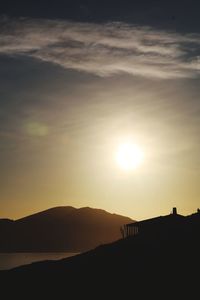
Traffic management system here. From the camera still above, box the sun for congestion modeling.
[116,143,144,170]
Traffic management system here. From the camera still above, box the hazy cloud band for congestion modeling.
[0,17,200,79]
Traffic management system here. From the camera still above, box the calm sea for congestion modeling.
[0,252,78,270]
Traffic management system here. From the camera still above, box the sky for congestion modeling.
[0,0,200,220]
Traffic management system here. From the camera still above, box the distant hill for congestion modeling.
[1,211,199,298]
[0,206,133,252]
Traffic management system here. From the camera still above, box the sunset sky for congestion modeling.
[0,1,200,220]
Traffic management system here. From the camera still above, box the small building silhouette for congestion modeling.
[121,207,200,238]
[172,207,177,215]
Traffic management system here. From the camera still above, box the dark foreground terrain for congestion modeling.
[1,212,199,298]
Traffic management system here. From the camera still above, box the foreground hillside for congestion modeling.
[1,213,199,297]
[0,206,132,252]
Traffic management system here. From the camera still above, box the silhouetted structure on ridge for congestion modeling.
[121,207,200,238]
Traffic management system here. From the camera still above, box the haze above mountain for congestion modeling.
[0,206,132,252]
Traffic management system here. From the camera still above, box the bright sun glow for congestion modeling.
[116,143,144,170]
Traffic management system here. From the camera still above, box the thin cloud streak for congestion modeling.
[0,17,200,79]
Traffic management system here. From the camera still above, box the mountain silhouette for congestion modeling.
[1,209,199,298]
[0,206,132,252]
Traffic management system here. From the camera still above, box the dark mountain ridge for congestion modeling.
[0,206,133,252]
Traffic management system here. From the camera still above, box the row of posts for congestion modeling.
[120,224,139,238]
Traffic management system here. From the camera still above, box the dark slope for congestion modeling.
[0,219,14,227]
[1,213,199,298]
[0,206,132,252]
[0,219,14,247]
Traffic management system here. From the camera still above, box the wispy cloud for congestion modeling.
[0,17,200,79]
